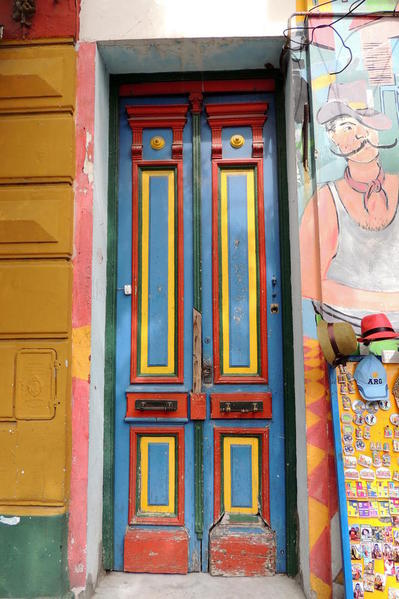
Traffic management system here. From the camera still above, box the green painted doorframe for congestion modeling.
[102,71,298,577]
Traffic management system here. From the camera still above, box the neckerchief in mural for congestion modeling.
[344,164,389,213]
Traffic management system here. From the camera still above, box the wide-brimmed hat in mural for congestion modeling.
[317,80,392,130]
[317,320,358,366]
[358,313,399,345]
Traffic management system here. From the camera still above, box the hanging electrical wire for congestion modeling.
[283,0,366,52]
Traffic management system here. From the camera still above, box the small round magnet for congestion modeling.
[390,414,399,427]
[344,445,355,455]
[352,399,366,414]
[355,439,366,451]
[379,399,391,411]
[365,413,377,426]
[365,401,379,414]
[343,434,353,444]
[354,414,365,426]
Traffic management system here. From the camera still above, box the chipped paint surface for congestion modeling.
[83,131,94,185]
[209,520,276,577]
[72,324,92,381]
[0,516,20,526]
[124,528,189,573]
[69,41,96,589]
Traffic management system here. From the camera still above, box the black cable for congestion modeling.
[329,25,353,75]
[282,0,368,76]
[283,0,367,50]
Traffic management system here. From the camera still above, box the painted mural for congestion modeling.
[294,8,399,598]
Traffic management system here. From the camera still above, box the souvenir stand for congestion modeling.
[331,357,399,598]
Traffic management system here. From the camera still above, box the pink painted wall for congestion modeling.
[68,41,96,590]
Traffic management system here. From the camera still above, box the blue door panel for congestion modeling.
[114,91,286,573]
[230,444,253,507]
[200,95,286,572]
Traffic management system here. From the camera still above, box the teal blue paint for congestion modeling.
[98,39,283,76]
[143,128,173,161]
[148,443,170,505]
[231,444,253,508]
[0,514,69,598]
[148,175,169,366]
[227,173,250,368]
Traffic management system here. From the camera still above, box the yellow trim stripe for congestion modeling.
[223,437,259,514]
[140,170,175,374]
[140,436,175,513]
[311,73,336,92]
[220,169,258,374]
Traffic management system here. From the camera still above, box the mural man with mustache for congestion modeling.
[300,80,399,333]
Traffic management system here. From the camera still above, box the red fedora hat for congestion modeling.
[358,313,399,344]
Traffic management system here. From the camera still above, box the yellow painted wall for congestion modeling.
[0,41,75,516]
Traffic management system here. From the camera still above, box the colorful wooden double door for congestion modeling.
[114,80,286,575]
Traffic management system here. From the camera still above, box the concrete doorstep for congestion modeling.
[94,572,306,599]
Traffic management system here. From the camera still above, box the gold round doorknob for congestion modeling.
[230,134,245,149]
[150,136,166,150]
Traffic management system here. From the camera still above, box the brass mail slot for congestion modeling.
[134,399,178,412]
[220,401,263,414]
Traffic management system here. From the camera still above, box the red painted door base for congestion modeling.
[124,527,189,573]
[209,518,276,576]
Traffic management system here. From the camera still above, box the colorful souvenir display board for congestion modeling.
[331,359,399,599]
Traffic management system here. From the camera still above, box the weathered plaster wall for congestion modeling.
[79,0,296,42]
[285,57,311,598]
[86,46,109,591]
[69,40,95,593]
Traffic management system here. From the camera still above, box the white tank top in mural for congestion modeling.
[326,181,399,292]
[312,180,399,335]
